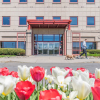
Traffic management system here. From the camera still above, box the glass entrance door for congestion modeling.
[37,42,60,55]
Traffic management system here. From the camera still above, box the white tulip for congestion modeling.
[27,76,35,84]
[0,76,17,96]
[44,69,48,80]
[48,84,54,90]
[53,76,71,88]
[72,70,79,77]
[18,65,31,81]
[58,91,79,100]
[47,75,54,84]
[52,67,69,78]
[95,68,100,79]
[72,76,91,100]
[79,71,95,87]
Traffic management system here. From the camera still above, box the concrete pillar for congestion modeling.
[97,42,100,50]
[26,30,32,56]
[66,30,72,55]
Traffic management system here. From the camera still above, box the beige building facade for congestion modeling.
[0,0,100,56]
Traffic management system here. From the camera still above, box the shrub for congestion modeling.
[87,49,100,54]
[0,48,25,56]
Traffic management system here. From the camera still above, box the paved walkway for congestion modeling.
[0,56,100,63]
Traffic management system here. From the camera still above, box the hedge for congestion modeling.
[80,49,100,54]
[0,48,25,56]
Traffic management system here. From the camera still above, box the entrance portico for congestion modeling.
[26,20,72,56]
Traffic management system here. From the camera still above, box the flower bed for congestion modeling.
[0,66,100,100]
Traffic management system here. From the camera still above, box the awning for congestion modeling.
[27,19,72,28]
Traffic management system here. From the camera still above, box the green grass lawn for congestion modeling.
[81,54,100,57]
[0,55,16,58]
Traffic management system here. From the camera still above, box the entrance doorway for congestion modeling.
[37,42,59,55]
[34,34,63,55]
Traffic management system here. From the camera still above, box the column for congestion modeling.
[97,42,100,50]
[66,30,72,55]
[26,30,32,56]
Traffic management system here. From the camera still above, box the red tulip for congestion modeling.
[76,67,86,72]
[50,66,55,74]
[91,87,100,100]
[94,79,100,87]
[64,67,73,77]
[89,73,95,79]
[39,89,62,100]
[9,71,19,78]
[30,66,45,82]
[14,81,35,100]
[0,67,9,76]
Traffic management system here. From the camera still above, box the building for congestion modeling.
[0,0,100,56]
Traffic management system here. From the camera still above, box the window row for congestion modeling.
[2,16,95,26]
[2,42,26,49]
[3,0,95,3]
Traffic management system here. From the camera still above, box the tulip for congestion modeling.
[53,75,71,89]
[30,66,45,82]
[9,71,19,78]
[64,67,73,77]
[47,75,54,84]
[95,68,100,79]
[27,76,35,84]
[50,66,55,74]
[15,81,35,100]
[18,65,31,81]
[72,76,91,100]
[0,67,9,76]
[52,67,69,78]
[72,70,79,77]
[89,73,95,79]
[91,87,100,100]
[48,84,54,90]
[76,67,87,72]
[94,78,100,87]
[30,66,45,100]
[58,91,79,100]
[0,75,17,96]
[39,89,62,100]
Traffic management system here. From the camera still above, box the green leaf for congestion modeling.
[0,96,4,100]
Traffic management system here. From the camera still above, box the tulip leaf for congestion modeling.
[0,96,4,100]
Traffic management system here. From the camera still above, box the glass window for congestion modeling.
[38,35,42,41]
[87,0,94,2]
[3,0,10,2]
[18,42,26,49]
[70,17,78,25]
[2,42,16,48]
[19,17,27,25]
[87,17,95,25]
[43,35,54,41]
[34,35,37,41]
[20,0,27,2]
[3,17,10,25]
[36,0,44,2]
[53,0,60,2]
[55,35,59,41]
[53,17,61,20]
[36,17,44,20]
[60,35,63,41]
[70,0,78,2]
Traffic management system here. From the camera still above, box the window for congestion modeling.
[87,0,95,2]
[53,16,61,20]
[19,17,27,25]
[70,17,78,25]
[3,0,10,2]
[87,17,95,26]
[43,35,54,41]
[36,16,44,20]
[2,17,10,25]
[36,0,44,2]
[70,0,78,2]
[53,0,61,2]
[19,0,27,2]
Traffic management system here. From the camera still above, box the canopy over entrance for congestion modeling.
[27,19,72,29]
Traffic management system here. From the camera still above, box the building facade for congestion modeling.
[0,0,100,56]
